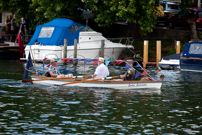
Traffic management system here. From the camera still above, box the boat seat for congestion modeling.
[45,72,51,77]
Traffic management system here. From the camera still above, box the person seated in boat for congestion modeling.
[92,57,109,79]
[120,59,136,81]
[47,58,73,78]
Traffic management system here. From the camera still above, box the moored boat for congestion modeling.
[159,53,181,70]
[180,41,202,72]
[0,38,23,60]
[22,18,134,62]
[30,74,165,90]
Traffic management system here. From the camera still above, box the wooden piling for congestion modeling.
[143,40,148,68]
[176,41,180,54]
[112,48,114,60]
[63,39,67,65]
[156,40,161,68]
[64,39,67,58]
[73,39,78,65]
[100,40,105,57]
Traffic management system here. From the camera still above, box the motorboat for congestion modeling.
[180,41,202,72]
[22,18,134,63]
[158,53,181,70]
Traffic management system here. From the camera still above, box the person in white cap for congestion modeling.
[47,58,73,78]
[92,57,109,79]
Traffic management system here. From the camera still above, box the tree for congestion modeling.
[0,0,85,31]
[84,0,159,35]
[181,0,198,41]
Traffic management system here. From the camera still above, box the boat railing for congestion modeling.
[108,37,134,46]
[44,53,58,58]
[93,55,111,60]
[67,54,111,60]
[68,54,85,59]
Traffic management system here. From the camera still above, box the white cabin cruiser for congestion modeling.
[23,18,134,62]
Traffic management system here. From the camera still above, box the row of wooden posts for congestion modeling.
[142,40,181,68]
[63,39,106,65]
[63,38,181,68]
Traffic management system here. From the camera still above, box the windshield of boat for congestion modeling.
[189,43,202,54]
[39,27,55,38]
[80,26,94,32]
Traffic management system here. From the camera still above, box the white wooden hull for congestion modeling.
[31,77,163,90]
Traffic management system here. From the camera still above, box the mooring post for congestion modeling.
[156,40,161,68]
[176,41,180,54]
[74,39,78,65]
[100,40,105,57]
[112,48,114,60]
[64,39,67,58]
[143,40,148,68]
[63,39,67,65]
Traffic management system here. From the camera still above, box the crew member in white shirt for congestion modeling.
[92,57,109,79]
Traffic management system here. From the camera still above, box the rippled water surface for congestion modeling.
[0,60,202,134]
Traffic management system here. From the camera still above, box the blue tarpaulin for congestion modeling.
[28,18,86,46]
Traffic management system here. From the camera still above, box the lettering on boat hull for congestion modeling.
[128,83,147,87]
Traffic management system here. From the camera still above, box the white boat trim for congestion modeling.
[31,75,165,90]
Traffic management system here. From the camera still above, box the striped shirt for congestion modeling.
[48,65,61,75]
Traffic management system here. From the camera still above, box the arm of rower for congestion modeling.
[49,71,59,77]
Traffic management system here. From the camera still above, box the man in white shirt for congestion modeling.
[92,57,109,79]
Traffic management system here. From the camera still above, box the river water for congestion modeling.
[0,60,202,134]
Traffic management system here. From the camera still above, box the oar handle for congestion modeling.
[72,75,91,78]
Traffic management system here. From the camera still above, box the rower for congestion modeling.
[92,57,109,79]
[120,59,136,81]
[47,58,73,78]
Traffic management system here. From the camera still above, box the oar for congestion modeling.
[55,76,120,86]
[22,75,92,83]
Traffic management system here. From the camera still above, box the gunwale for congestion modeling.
[30,74,165,90]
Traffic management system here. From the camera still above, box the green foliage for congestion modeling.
[0,0,85,31]
[84,0,158,35]
[166,48,176,56]
[0,0,196,36]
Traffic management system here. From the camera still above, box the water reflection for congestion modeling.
[0,61,202,134]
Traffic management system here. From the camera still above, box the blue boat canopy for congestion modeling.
[163,53,182,60]
[182,41,202,58]
[28,18,86,46]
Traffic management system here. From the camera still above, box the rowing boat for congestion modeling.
[30,74,165,90]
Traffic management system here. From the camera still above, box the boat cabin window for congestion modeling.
[39,27,55,38]
[75,24,84,31]
[69,25,74,33]
[189,43,202,54]
[81,26,93,32]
